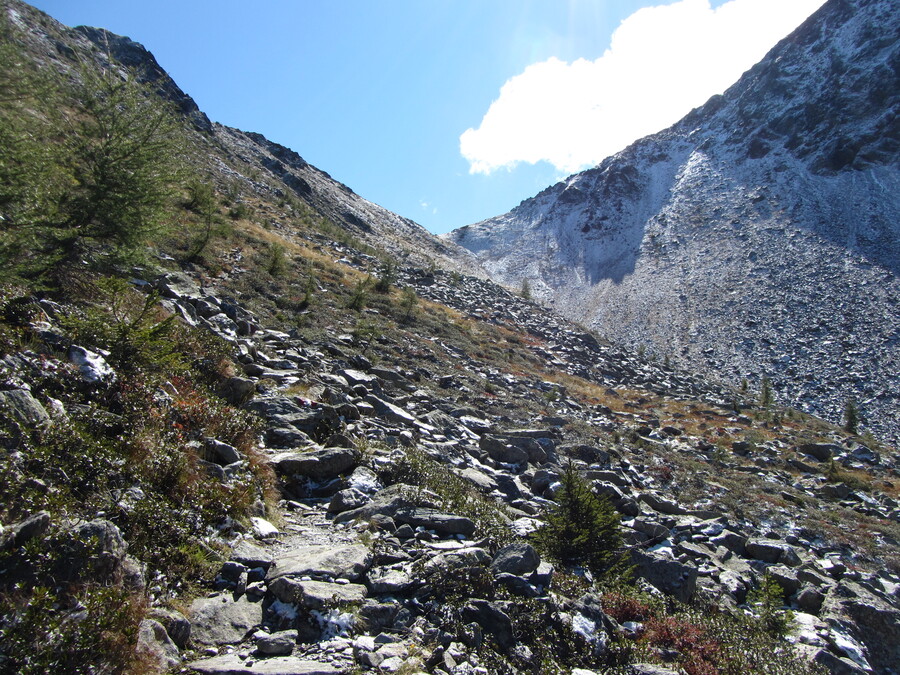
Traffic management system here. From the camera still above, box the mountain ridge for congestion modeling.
[449,0,900,443]
[4,0,483,276]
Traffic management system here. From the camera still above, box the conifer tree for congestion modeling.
[844,399,859,435]
[532,462,622,579]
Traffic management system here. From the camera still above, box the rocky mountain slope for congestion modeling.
[3,0,481,276]
[448,0,900,445]
[1,1,899,674]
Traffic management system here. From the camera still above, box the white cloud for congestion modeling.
[460,0,827,175]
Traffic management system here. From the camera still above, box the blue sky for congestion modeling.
[29,0,825,234]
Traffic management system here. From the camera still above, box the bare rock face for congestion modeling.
[449,0,900,443]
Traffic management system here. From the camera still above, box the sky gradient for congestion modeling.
[28,0,825,234]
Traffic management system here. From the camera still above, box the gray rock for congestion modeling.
[746,539,802,567]
[332,484,438,525]
[490,542,540,576]
[187,654,342,674]
[424,547,492,574]
[583,469,629,487]
[267,544,372,581]
[0,389,51,426]
[495,573,541,597]
[68,345,116,383]
[363,395,418,427]
[256,630,298,656]
[366,566,415,594]
[820,483,852,500]
[189,594,263,645]
[230,540,275,572]
[147,607,191,649]
[154,271,200,300]
[218,377,256,405]
[810,648,869,675]
[630,518,670,542]
[627,665,682,675]
[271,446,359,480]
[462,600,514,650]
[479,435,528,465]
[631,549,697,603]
[768,566,801,595]
[205,313,239,340]
[204,438,242,465]
[710,531,747,555]
[136,618,180,670]
[530,561,554,587]
[327,487,371,514]
[268,577,367,608]
[266,427,313,449]
[0,510,50,551]
[798,443,841,462]
[797,586,826,614]
[63,519,128,583]
[459,467,498,492]
[356,601,401,633]
[246,396,308,418]
[194,298,221,318]
[565,444,611,466]
[639,492,686,515]
[822,581,900,674]
[393,507,476,536]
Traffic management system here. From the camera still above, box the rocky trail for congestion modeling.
[116,264,900,675]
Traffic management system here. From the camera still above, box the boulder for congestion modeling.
[147,607,191,649]
[268,578,367,609]
[68,345,116,383]
[270,446,358,481]
[61,519,129,583]
[631,549,697,603]
[204,438,242,465]
[462,600,515,650]
[628,665,683,675]
[366,566,415,594]
[255,630,297,656]
[490,542,540,576]
[479,435,528,465]
[392,507,476,536]
[821,581,900,673]
[327,488,370,514]
[0,389,51,426]
[0,510,50,551]
[639,492,686,515]
[267,544,372,582]
[189,594,263,645]
[266,427,313,449]
[745,539,802,567]
[136,618,180,670]
[230,540,275,572]
[187,654,342,674]
[363,395,418,427]
[798,443,841,462]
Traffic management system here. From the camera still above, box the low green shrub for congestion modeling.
[374,446,513,545]
[0,584,147,675]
